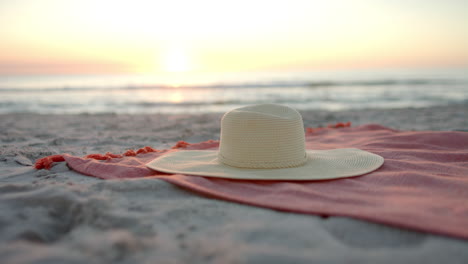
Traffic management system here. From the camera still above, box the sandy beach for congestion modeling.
[1,104,468,263]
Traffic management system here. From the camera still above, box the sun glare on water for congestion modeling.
[169,91,184,103]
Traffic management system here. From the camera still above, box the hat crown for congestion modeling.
[218,104,307,169]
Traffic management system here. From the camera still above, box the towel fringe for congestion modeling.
[306,122,351,134]
[34,141,192,170]
[34,123,350,170]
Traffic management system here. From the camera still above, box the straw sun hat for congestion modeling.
[147,104,384,180]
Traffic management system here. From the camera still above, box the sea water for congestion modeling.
[0,68,467,114]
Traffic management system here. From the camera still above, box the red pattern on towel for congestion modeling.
[35,124,468,239]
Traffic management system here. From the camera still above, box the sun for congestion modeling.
[162,47,191,73]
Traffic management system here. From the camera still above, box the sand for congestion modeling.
[1,104,468,264]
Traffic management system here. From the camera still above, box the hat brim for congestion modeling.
[146,148,384,180]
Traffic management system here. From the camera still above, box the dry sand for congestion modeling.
[1,104,468,264]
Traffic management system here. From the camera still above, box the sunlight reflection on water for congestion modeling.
[0,69,467,114]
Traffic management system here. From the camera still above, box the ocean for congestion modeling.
[0,68,467,114]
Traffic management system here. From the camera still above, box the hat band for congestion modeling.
[218,152,308,169]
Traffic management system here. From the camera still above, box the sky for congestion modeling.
[0,0,467,75]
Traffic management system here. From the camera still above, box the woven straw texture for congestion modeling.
[147,104,384,180]
[218,104,307,168]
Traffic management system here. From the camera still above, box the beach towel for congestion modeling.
[35,124,468,239]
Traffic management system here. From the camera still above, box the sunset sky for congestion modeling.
[0,0,467,75]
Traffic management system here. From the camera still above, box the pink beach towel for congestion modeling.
[35,124,468,239]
